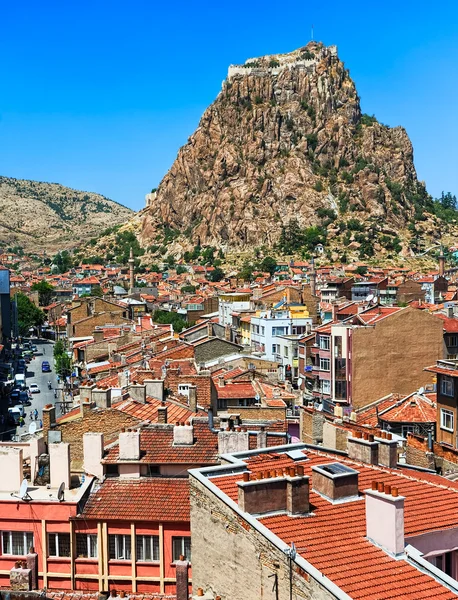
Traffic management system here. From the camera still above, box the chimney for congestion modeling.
[26,548,39,590]
[80,400,93,417]
[448,305,454,319]
[207,321,213,338]
[92,386,112,409]
[157,401,168,424]
[218,429,249,455]
[119,430,141,460]
[218,375,225,387]
[79,382,96,404]
[49,442,71,490]
[376,432,398,469]
[311,462,359,503]
[144,379,164,401]
[366,482,404,557]
[188,385,197,412]
[237,467,309,516]
[256,427,267,449]
[83,432,104,480]
[129,383,146,404]
[347,431,379,465]
[42,404,56,439]
[120,354,127,366]
[176,556,190,600]
[174,422,194,446]
[0,447,23,492]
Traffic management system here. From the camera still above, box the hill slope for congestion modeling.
[0,176,134,254]
[139,42,440,262]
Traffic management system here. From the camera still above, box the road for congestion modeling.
[15,339,66,437]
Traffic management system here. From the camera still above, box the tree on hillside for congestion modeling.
[259,256,277,276]
[53,250,73,274]
[90,285,104,297]
[152,310,187,333]
[208,267,225,282]
[16,293,45,336]
[31,280,54,306]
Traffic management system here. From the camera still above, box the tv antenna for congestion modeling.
[11,479,32,502]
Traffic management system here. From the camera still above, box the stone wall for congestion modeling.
[165,372,215,410]
[190,475,339,600]
[322,421,348,451]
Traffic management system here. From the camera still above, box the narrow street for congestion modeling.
[15,339,67,437]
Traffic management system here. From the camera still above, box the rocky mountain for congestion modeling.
[139,42,441,262]
[0,176,133,254]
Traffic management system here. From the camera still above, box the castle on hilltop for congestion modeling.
[227,44,338,80]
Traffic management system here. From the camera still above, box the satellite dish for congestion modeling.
[366,294,374,303]
[28,422,37,435]
[254,393,260,401]
[418,387,425,395]
[57,482,65,502]
[19,479,28,499]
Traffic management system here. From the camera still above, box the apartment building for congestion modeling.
[250,306,312,383]
[218,292,251,327]
[301,306,443,409]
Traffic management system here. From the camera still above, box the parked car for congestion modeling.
[41,361,51,373]
[31,345,38,353]
[29,383,40,394]
[18,391,31,406]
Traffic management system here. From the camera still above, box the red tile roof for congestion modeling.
[357,393,436,427]
[209,448,458,600]
[77,478,189,522]
[435,313,458,333]
[102,421,219,465]
[113,396,203,424]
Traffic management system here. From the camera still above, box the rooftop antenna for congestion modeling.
[11,479,32,502]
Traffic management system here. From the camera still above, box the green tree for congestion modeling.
[53,250,73,274]
[181,285,197,294]
[152,310,188,333]
[16,293,45,336]
[277,219,306,254]
[31,280,54,306]
[90,285,104,297]
[176,265,187,274]
[55,353,72,378]
[54,340,65,358]
[208,267,225,282]
[237,264,255,282]
[259,256,277,276]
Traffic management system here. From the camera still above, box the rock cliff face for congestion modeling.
[140,42,432,258]
[0,176,133,254]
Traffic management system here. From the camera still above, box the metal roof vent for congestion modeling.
[312,462,360,504]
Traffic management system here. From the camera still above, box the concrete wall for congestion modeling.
[352,308,443,409]
[190,475,339,600]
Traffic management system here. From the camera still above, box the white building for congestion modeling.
[218,292,252,327]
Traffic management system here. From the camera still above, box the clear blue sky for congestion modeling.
[1,1,457,211]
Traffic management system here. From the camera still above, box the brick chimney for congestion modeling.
[188,385,197,412]
[157,401,168,424]
[311,462,359,503]
[218,375,225,388]
[42,404,56,439]
[366,481,404,557]
[173,422,194,446]
[119,430,141,460]
[175,556,190,600]
[237,466,309,516]
[347,431,379,465]
[376,431,398,469]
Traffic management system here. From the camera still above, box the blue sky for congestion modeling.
[1,1,457,211]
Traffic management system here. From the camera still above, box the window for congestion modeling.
[448,335,458,347]
[272,344,278,354]
[109,534,131,560]
[321,380,331,395]
[2,532,33,556]
[172,536,191,562]
[440,408,454,432]
[335,380,347,400]
[136,535,159,562]
[76,534,98,558]
[319,336,330,350]
[260,326,265,335]
[284,347,289,358]
[178,384,190,397]
[441,375,454,397]
[319,357,330,371]
[272,327,287,336]
[48,533,70,557]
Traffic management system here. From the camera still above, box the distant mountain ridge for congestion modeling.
[0,176,134,254]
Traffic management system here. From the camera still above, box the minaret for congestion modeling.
[309,257,317,297]
[128,247,135,292]
[439,246,445,278]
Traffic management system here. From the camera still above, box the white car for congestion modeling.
[29,384,40,394]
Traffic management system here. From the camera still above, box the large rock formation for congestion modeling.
[0,176,133,254]
[140,42,435,259]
